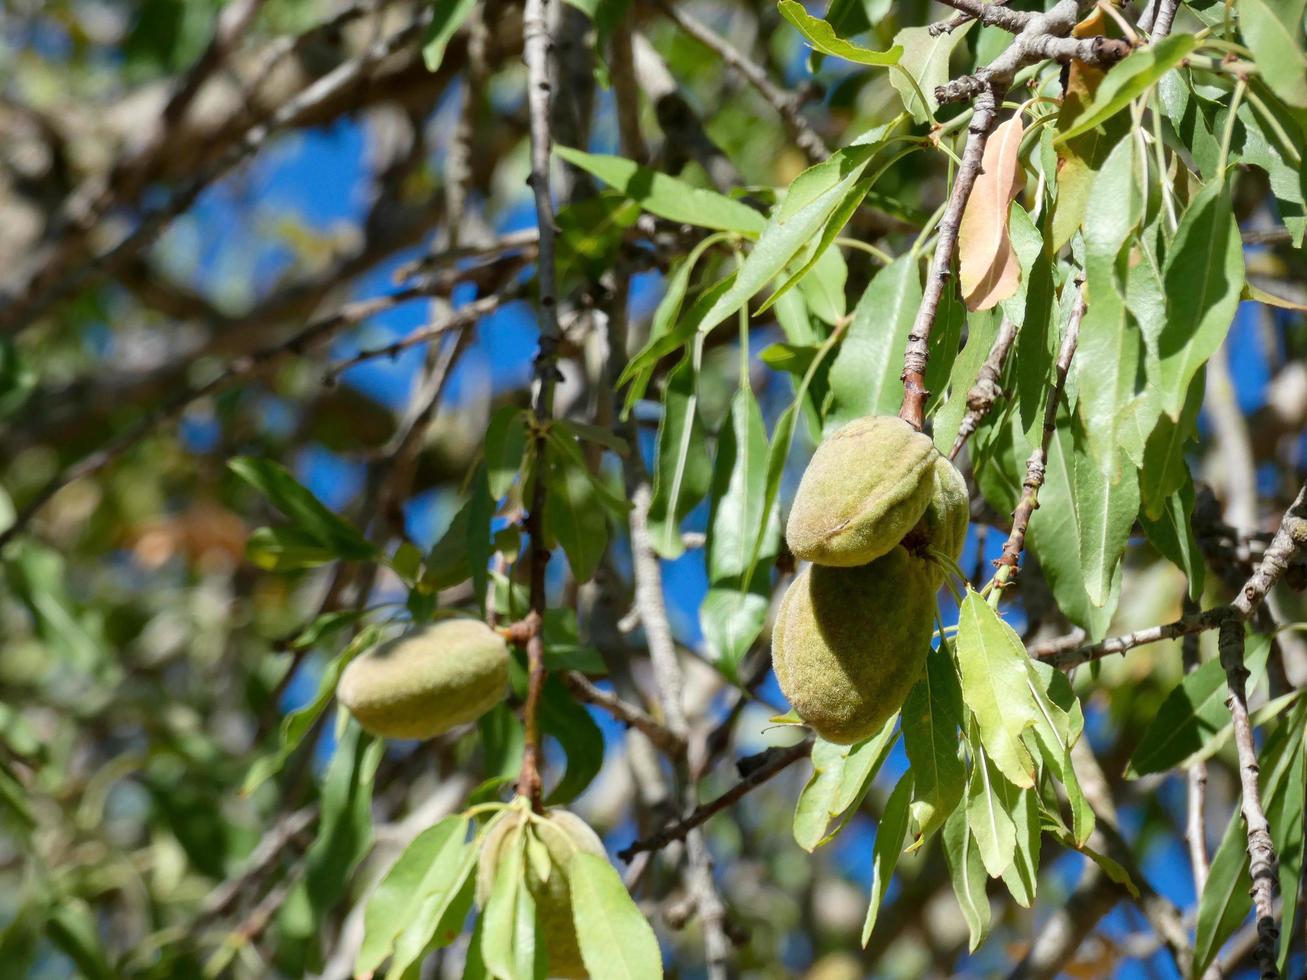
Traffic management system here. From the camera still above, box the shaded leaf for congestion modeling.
[861,773,913,946]
[778,1,902,66]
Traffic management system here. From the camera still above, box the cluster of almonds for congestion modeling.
[773,416,969,744]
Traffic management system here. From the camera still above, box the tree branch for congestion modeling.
[950,313,1018,460]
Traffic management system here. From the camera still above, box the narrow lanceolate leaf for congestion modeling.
[481,826,528,980]
[778,1,902,65]
[1126,635,1272,778]
[1072,435,1139,608]
[647,359,712,559]
[1156,180,1245,420]
[484,407,528,499]
[1023,661,1093,846]
[901,644,966,840]
[957,115,1026,311]
[954,592,1041,788]
[965,745,1018,878]
[998,780,1040,907]
[1055,34,1198,143]
[1275,713,1306,971]
[544,453,607,584]
[570,853,664,980]
[694,144,877,335]
[229,457,376,560]
[943,804,990,952]
[794,722,898,851]
[357,815,472,976]
[1028,414,1118,640]
[554,147,765,235]
[1241,0,1307,109]
[1139,372,1203,520]
[703,388,781,672]
[826,254,922,429]
[422,0,477,71]
[861,773,914,946]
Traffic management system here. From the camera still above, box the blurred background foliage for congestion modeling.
[0,0,1304,977]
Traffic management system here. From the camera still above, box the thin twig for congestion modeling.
[931,0,1014,36]
[950,314,1018,460]
[993,282,1085,583]
[515,0,563,813]
[1181,600,1212,898]
[652,0,829,163]
[321,293,508,383]
[563,671,686,759]
[899,84,999,430]
[616,740,813,862]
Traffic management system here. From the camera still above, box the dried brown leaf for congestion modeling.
[958,115,1027,311]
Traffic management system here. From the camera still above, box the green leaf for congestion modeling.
[481,825,528,980]
[1242,0,1307,109]
[932,309,1001,455]
[570,853,664,980]
[245,526,337,571]
[422,0,477,71]
[795,243,849,326]
[281,722,384,950]
[777,1,901,65]
[1055,34,1198,143]
[45,900,115,980]
[826,254,922,428]
[889,24,972,124]
[901,644,965,840]
[1126,634,1272,778]
[1156,180,1245,420]
[555,146,765,235]
[997,780,1040,908]
[943,803,990,952]
[540,675,605,805]
[965,744,1018,879]
[861,772,913,946]
[557,419,629,456]
[1027,414,1120,640]
[485,407,528,499]
[1274,711,1306,971]
[703,388,780,672]
[646,359,712,559]
[544,452,608,584]
[955,592,1040,788]
[358,815,475,977]
[242,625,382,795]
[1072,430,1139,609]
[1139,370,1203,520]
[229,457,376,561]
[694,145,878,335]
[1139,473,1205,601]
[793,721,897,851]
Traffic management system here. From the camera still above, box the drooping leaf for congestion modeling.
[646,359,712,559]
[942,803,990,951]
[901,644,965,840]
[997,779,1040,907]
[965,745,1018,878]
[958,115,1026,311]
[540,675,605,805]
[1072,427,1139,609]
[422,0,478,71]
[954,591,1040,789]
[826,254,921,428]
[1156,180,1244,420]
[794,720,898,851]
[570,853,663,980]
[485,407,528,499]
[1139,473,1205,601]
[861,772,913,946]
[544,451,608,583]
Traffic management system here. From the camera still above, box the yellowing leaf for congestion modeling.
[958,115,1026,311]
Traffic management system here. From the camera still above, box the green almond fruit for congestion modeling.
[336,619,508,740]
[786,416,940,567]
[772,548,936,744]
[907,455,970,578]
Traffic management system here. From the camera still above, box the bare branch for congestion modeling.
[616,740,813,862]
[516,0,563,812]
[563,671,686,759]
[949,314,1018,460]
